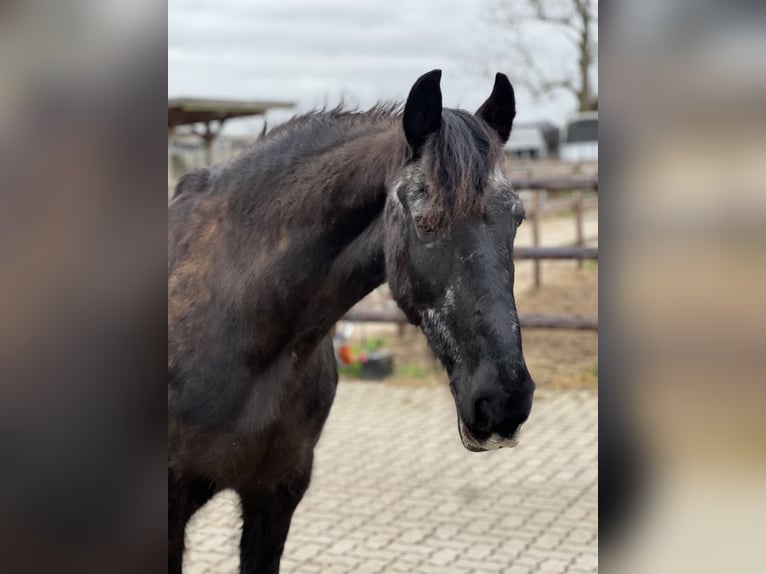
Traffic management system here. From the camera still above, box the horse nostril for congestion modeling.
[473,397,493,433]
[470,383,534,437]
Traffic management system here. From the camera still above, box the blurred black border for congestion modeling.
[0,3,169,573]
[597,0,646,553]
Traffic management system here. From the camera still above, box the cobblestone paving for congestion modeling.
[185,384,598,573]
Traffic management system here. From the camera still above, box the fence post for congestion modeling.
[574,190,584,269]
[532,191,542,288]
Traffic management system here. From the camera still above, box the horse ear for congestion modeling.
[476,73,516,143]
[403,69,443,157]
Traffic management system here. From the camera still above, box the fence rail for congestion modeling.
[342,309,598,331]
[514,246,598,260]
[515,178,598,286]
[509,176,598,192]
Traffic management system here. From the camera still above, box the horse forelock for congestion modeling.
[415,109,504,230]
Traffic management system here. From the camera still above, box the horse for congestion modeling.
[168,69,535,573]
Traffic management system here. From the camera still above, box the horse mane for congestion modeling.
[224,103,503,229]
[172,167,210,200]
[261,102,404,141]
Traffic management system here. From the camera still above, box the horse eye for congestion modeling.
[414,215,437,235]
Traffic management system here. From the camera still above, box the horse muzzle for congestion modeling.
[458,419,521,452]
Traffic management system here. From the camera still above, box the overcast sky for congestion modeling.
[169,0,593,135]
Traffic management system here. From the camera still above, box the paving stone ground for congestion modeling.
[185,383,598,574]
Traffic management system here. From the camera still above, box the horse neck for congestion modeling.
[237,120,405,358]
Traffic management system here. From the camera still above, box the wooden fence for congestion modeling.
[343,308,598,331]
[514,176,598,288]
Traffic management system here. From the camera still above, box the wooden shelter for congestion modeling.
[168,97,294,165]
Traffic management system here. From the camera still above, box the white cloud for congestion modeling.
[169,0,586,134]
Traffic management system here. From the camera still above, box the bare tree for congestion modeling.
[483,0,597,112]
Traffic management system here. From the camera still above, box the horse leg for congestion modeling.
[168,472,217,574]
[238,461,312,574]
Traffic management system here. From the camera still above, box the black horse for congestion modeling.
[168,70,534,573]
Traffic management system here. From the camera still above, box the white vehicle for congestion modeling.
[560,111,598,162]
[505,125,549,159]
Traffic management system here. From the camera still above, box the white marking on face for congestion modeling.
[443,285,456,311]
[489,166,507,188]
[423,307,458,358]
[390,168,425,213]
[488,166,524,215]
[409,193,427,215]
[390,177,406,210]
[421,283,460,362]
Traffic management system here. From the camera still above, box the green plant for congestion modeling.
[337,362,362,378]
[396,364,428,379]
[350,338,387,356]
[364,337,387,351]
